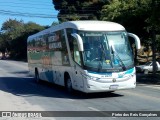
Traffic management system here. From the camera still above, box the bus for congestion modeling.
[27,21,141,93]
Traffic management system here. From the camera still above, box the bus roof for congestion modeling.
[28,21,125,40]
[63,21,125,31]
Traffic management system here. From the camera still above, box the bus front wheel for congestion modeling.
[66,77,73,93]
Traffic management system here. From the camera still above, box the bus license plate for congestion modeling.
[109,85,119,90]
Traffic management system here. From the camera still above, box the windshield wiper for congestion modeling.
[102,43,113,67]
[97,42,113,72]
[111,45,126,71]
[97,45,104,72]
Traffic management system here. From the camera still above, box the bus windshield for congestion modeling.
[78,31,134,72]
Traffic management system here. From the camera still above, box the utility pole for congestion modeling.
[152,28,157,75]
[151,0,157,76]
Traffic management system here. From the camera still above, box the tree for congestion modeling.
[101,0,151,40]
[148,0,160,75]
[101,0,160,67]
[52,0,109,22]
[0,19,24,58]
[0,19,45,60]
[0,34,8,54]
[16,22,45,59]
[0,19,25,59]
[51,21,59,26]
[1,19,24,33]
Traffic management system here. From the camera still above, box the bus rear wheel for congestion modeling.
[35,69,40,83]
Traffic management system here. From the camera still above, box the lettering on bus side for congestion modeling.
[49,42,62,49]
[48,33,60,42]
[48,31,63,50]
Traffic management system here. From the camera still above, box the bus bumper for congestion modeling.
[83,75,136,93]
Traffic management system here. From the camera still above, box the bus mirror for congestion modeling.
[128,33,141,50]
[71,33,84,51]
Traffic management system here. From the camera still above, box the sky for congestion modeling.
[0,0,58,29]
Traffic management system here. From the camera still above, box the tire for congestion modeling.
[35,70,40,83]
[144,69,149,74]
[66,77,73,93]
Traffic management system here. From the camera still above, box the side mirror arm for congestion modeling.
[128,33,141,50]
[71,33,84,51]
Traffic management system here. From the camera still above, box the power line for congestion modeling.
[0,10,57,18]
[0,1,98,10]
[0,4,96,13]
[0,1,53,6]
[0,4,55,11]
[0,0,93,19]
[0,9,89,19]
[0,0,57,14]
[0,0,53,5]
[0,1,97,15]
[14,0,53,4]
[0,10,57,16]
[0,3,58,15]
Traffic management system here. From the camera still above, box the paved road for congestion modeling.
[0,60,159,120]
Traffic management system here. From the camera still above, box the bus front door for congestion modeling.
[72,64,84,91]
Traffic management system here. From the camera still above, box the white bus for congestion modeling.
[27,21,141,93]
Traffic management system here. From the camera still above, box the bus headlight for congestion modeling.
[81,73,100,81]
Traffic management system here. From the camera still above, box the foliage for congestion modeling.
[146,0,160,32]
[0,19,24,55]
[52,0,160,63]
[51,21,59,26]
[0,19,45,60]
[0,34,8,53]
[52,0,160,49]
[102,0,160,51]
[101,0,151,41]
[156,35,160,52]
[0,0,160,61]
[52,0,109,22]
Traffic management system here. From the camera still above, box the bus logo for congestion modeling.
[112,78,116,82]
